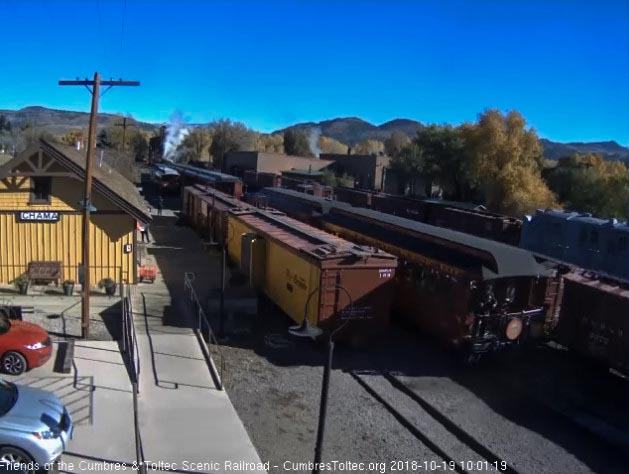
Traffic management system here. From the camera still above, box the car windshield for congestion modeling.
[0,380,17,416]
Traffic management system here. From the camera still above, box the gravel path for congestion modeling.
[222,333,442,473]
[218,305,629,474]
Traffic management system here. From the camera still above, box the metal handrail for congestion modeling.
[121,283,140,386]
[183,272,225,390]
[120,282,145,474]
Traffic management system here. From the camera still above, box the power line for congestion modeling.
[58,73,140,339]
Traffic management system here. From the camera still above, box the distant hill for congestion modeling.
[539,138,629,163]
[0,106,157,135]
[278,117,629,162]
[1,107,627,162]
[274,117,425,146]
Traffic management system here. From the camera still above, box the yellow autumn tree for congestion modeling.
[353,139,385,155]
[461,109,558,216]
[61,129,87,147]
[319,136,348,154]
[256,134,284,153]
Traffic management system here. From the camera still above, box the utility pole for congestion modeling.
[59,73,140,338]
[114,117,136,151]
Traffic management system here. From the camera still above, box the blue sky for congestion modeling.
[1,0,628,144]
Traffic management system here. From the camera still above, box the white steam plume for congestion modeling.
[309,127,322,158]
[163,111,189,161]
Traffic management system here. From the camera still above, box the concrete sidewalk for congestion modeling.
[6,340,137,474]
[130,216,266,473]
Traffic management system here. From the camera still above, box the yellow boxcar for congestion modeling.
[226,209,398,340]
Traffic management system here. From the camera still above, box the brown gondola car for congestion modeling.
[251,188,550,358]
[331,187,522,245]
[320,206,549,357]
[554,271,629,374]
[425,204,522,246]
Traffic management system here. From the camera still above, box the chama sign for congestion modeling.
[16,211,60,222]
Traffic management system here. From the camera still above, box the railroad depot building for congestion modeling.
[0,139,151,285]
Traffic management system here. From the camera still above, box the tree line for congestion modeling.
[386,109,627,219]
[1,110,626,219]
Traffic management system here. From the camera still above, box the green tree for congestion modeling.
[283,129,312,156]
[389,143,425,195]
[321,169,353,187]
[545,154,628,219]
[384,131,411,157]
[461,109,556,215]
[209,119,256,169]
[177,128,211,163]
[130,132,149,162]
[105,115,138,151]
[97,129,112,148]
[414,125,470,200]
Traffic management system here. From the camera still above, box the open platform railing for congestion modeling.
[120,282,145,474]
[183,272,225,390]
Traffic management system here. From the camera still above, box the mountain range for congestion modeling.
[1,106,627,162]
[0,106,155,135]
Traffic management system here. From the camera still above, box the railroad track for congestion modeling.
[349,370,521,474]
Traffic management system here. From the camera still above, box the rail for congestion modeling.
[120,282,145,474]
[183,272,225,390]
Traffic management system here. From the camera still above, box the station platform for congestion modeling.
[131,212,265,473]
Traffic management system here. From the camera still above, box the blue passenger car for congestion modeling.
[520,210,629,280]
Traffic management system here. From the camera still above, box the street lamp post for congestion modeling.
[289,285,353,474]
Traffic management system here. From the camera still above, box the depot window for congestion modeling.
[30,177,51,204]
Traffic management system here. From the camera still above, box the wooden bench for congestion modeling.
[28,261,63,286]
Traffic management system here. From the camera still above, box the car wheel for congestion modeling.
[0,446,36,473]
[2,351,28,375]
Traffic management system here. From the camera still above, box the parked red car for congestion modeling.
[0,319,52,375]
